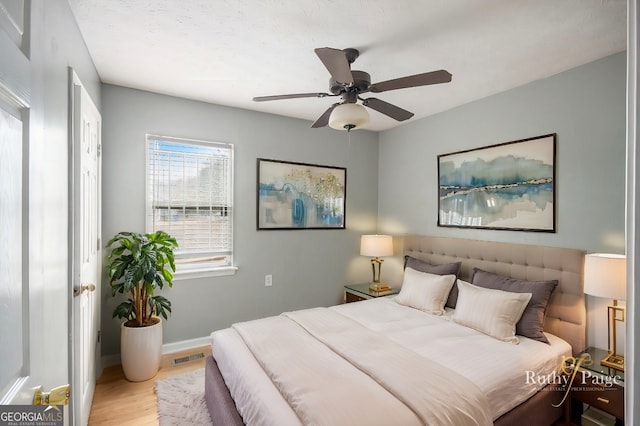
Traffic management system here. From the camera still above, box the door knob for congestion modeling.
[33,384,70,405]
[73,283,96,296]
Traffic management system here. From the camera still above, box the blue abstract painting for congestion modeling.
[438,134,555,232]
[257,159,346,229]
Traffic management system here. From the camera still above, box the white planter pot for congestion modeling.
[120,317,162,382]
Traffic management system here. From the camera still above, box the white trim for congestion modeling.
[100,353,120,370]
[626,0,639,423]
[173,266,238,280]
[162,336,212,354]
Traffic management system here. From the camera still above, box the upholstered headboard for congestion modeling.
[402,235,586,355]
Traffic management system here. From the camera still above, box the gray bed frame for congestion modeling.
[205,235,586,425]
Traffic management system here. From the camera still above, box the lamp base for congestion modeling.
[601,352,624,371]
[369,282,391,292]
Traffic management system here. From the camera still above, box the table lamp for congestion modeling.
[360,235,393,291]
[583,253,627,371]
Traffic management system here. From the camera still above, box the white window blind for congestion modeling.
[146,135,233,273]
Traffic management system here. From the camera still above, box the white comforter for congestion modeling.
[212,297,572,425]
[233,307,492,426]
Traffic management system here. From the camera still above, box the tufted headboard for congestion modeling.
[402,235,586,355]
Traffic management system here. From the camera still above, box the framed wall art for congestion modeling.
[438,133,556,232]
[257,158,346,230]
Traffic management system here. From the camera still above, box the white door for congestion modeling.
[0,87,28,402]
[0,0,52,409]
[71,71,102,426]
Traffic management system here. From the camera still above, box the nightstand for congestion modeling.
[344,283,400,303]
[566,347,624,425]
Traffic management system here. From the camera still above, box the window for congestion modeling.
[146,135,234,277]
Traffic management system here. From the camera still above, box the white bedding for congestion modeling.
[211,297,572,425]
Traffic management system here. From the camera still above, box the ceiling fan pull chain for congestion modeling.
[347,130,352,166]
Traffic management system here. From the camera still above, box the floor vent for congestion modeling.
[172,352,205,366]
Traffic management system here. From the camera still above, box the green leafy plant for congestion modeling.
[106,231,178,327]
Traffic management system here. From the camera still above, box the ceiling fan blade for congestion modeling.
[369,70,452,93]
[314,48,354,85]
[311,103,339,128]
[253,92,332,102]
[362,98,414,121]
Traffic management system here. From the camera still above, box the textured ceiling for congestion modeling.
[68,0,626,132]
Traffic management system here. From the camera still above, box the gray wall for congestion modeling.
[101,85,379,357]
[379,53,626,257]
[31,0,101,389]
[377,53,626,348]
[2,0,101,396]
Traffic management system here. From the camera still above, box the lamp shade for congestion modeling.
[329,103,370,131]
[583,253,626,300]
[360,235,393,257]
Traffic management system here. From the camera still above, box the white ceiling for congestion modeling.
[68,0,627,132]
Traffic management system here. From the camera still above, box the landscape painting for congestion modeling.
[438,134,556,232]
[257,158,346,230]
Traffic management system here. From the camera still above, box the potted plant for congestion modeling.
[105,230,178,382]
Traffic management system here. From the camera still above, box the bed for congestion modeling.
[205,235,586,425]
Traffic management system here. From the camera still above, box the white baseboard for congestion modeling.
[100,353,121,369]
[162,336,211,354]
[100,335,211,369]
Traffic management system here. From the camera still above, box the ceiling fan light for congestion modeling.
[329,103,370,131]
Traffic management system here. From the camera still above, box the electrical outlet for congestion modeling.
[265,274,273,286]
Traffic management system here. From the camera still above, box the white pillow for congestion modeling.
[395,267,456,315]
[452,280,532,344]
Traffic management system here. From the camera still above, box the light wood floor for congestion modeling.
[88,346,212,425]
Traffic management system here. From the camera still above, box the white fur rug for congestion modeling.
[155,368,213,426]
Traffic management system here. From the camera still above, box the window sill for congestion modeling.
[173,266,238,281]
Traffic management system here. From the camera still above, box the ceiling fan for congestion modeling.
[253,47,452,130]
